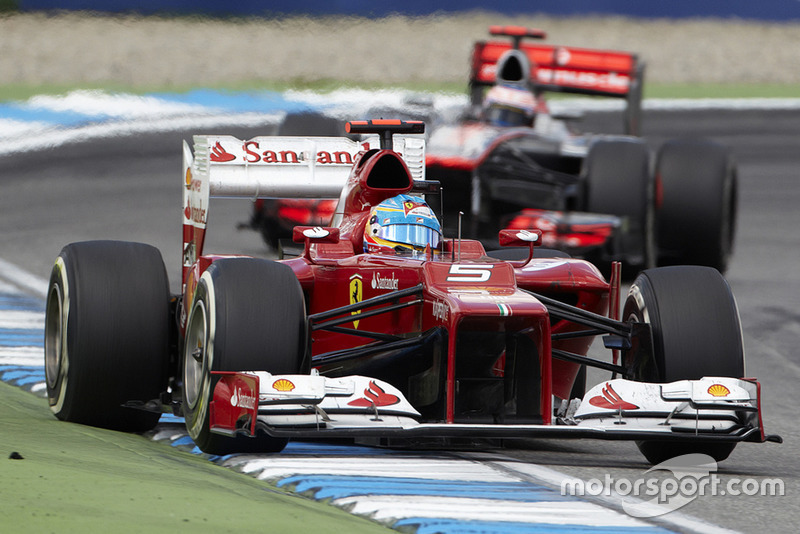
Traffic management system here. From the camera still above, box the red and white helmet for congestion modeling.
[483,85,538,127]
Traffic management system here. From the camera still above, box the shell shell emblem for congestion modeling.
[272,378,295,392]
[707,383,730,397]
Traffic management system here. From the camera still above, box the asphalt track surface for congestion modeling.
[0,108,798,532]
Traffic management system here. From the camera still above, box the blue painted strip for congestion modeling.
[0,364,39,370]
[282,440,395,455]
[1,369,45,381]
[0,103,106,126]
[0,329,43,346]
[0,328,41,337]
[0,293,45,311]
[395,518,672,534]
[149,89,320,114]
[279,475,569,502]
[0,342,44,348]
[171,436,195,447]
[0,365,42,374]
[13,374,46,386]
[159,413,184,424]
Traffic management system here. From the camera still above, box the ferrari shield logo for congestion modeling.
[349,274,362,329]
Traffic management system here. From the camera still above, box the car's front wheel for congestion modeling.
[182,258,307,455]
[622,266,744,464]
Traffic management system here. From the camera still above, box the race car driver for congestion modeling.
[363,194,442,258]
[482,84,541,127]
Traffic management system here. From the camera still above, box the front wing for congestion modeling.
[208,372,777,445]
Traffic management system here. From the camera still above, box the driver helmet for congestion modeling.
[363,194,442,258]
[483,84,538,127]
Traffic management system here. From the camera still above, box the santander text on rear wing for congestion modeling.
[181,131,426,285]
[470,26,645,135]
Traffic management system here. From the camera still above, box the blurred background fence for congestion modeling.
[12,0,800,21]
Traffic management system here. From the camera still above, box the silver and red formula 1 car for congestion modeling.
[423,25,738,273]
[44,120,777,465]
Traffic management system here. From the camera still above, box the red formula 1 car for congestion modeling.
[43,120,777,465]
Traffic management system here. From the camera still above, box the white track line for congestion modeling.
[0,258,48,299]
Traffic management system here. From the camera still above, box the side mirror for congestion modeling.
[292,226,342,263]
[498,229,542,248]
[292,226,341,244]
[498,229,542,267]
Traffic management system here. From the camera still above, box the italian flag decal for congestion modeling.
[497,303,512,316]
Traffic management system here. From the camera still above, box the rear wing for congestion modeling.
[181,131,426,284]
[470,37,645,135]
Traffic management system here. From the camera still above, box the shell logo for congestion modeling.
[272,378,295,392]
[707,383,731,397]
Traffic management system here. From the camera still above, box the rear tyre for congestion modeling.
[584,138,655,274]
[656,138,737,272]
[182,258,307,455]
[622,266,744,464]
[44,241,170,432]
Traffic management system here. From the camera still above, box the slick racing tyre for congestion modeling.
[182,258,307,455]
[584,138,656,275]
[622,266,744,464]
[655,138,737,272]
[44,241,170,432]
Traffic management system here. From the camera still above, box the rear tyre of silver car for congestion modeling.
[655,138,737,272]
[584,138,656,276]
[182,258,307,455]
[622,266,744,464]
[44,241,170,432]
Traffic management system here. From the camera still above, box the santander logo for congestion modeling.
[348,381,400,407]
[372,272,399,290]
[589,383,639,410]
[230,386,256,410]
[210,141,236,162]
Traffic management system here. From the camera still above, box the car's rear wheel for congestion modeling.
[655,138,737,272]
[44,241,170,432]
[622,266,744,464]
[584,138,655,275]
[182,258,307,455]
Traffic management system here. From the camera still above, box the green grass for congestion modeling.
[1,80,797,104]
[0,382,391,533]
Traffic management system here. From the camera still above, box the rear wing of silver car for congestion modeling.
[469,26,645,135]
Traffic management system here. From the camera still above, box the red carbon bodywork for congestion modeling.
[182,145,612,427]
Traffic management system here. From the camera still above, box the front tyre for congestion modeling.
[44,241,170,432]
[182,258,307,455]
[622,266,744,464]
